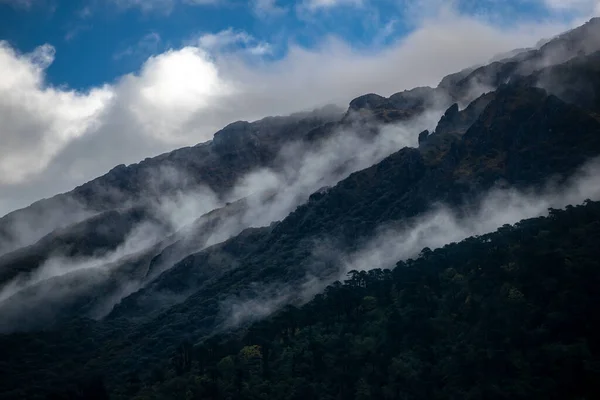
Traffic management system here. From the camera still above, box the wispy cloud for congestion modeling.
[196,28,273,55]
[0,103,437,329]
[300,0,364,12]
[110,0,220,14]
[113,32,163,60]
[219,157,600,330]
[0,0,37,9]
[543,0,600,14]
[252,0,287,17]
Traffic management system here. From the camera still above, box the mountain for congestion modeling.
[0,106,344,256]
[2,18,600,400]
[5,18,600,258]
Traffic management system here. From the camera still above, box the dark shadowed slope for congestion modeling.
[135,200,600,400]
[4,200,600,399]
[107,84,600,326]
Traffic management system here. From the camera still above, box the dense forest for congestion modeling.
[3,200,598,399]
[129,200,600,400]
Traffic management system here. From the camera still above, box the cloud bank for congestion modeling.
[221,157,600,329]
[0,7,574,216]
[0,105,440,326]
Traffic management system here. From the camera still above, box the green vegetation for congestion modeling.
[130,201,600,400]
[3,201,600,399]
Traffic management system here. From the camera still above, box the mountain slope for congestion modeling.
[3,17,600,306]
[4,199,600,399]
[106,84,600,330]
[0,107,344,256]
[4,18,599,259]
[132,200,600,400]
[2,79,600,398]
[2,17,600,400]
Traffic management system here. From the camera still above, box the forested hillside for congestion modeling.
[129,201,600,400]
[5,201,600,399]
[2,17,600,400]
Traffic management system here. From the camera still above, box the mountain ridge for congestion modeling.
[4,19,600,331]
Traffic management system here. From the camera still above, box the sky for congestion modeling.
[0,0,599,216]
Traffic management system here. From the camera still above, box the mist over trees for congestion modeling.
[130,200,600,400]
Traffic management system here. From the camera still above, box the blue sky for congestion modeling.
[1,0,406,89]
[0,0,585,89]
[0,0,597,215]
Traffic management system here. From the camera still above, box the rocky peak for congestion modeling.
[388,86,437,110]
[346,88,440,124]
[442,103,459,119]
[212,120,259,153]
[437,66,477,92]
[348,93,389,111]
[454,84,600,184]
[418,130,430,145]
[433,92,496,137]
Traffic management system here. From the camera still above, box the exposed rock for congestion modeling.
[418,130,430,145]
[348,93,389,111]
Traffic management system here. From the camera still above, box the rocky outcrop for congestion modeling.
[455,85,600,185]
[345,87,442,123]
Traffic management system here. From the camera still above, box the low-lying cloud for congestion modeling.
[343,158,600,274]
[220,157,600,329]
[0,7,574,216]
[0,107,441,329]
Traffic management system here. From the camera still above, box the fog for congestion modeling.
[0,195,95,256]
[218,275,321,330]
[220,157,600,328]
[343,158,600,274]
[2,113,600,332]
[201,108,444,247]
[0,106,445,329]
[0,219,169,305]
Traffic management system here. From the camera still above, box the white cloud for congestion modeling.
[0,42,112,186]
[300,0,363,12]
[110,0,218,13]
[0,8,575,216]
[113,32,162,60]
[197,29,273,55]
[253,0,287,16]
[121,46,234,141]
[543,0,599,13]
